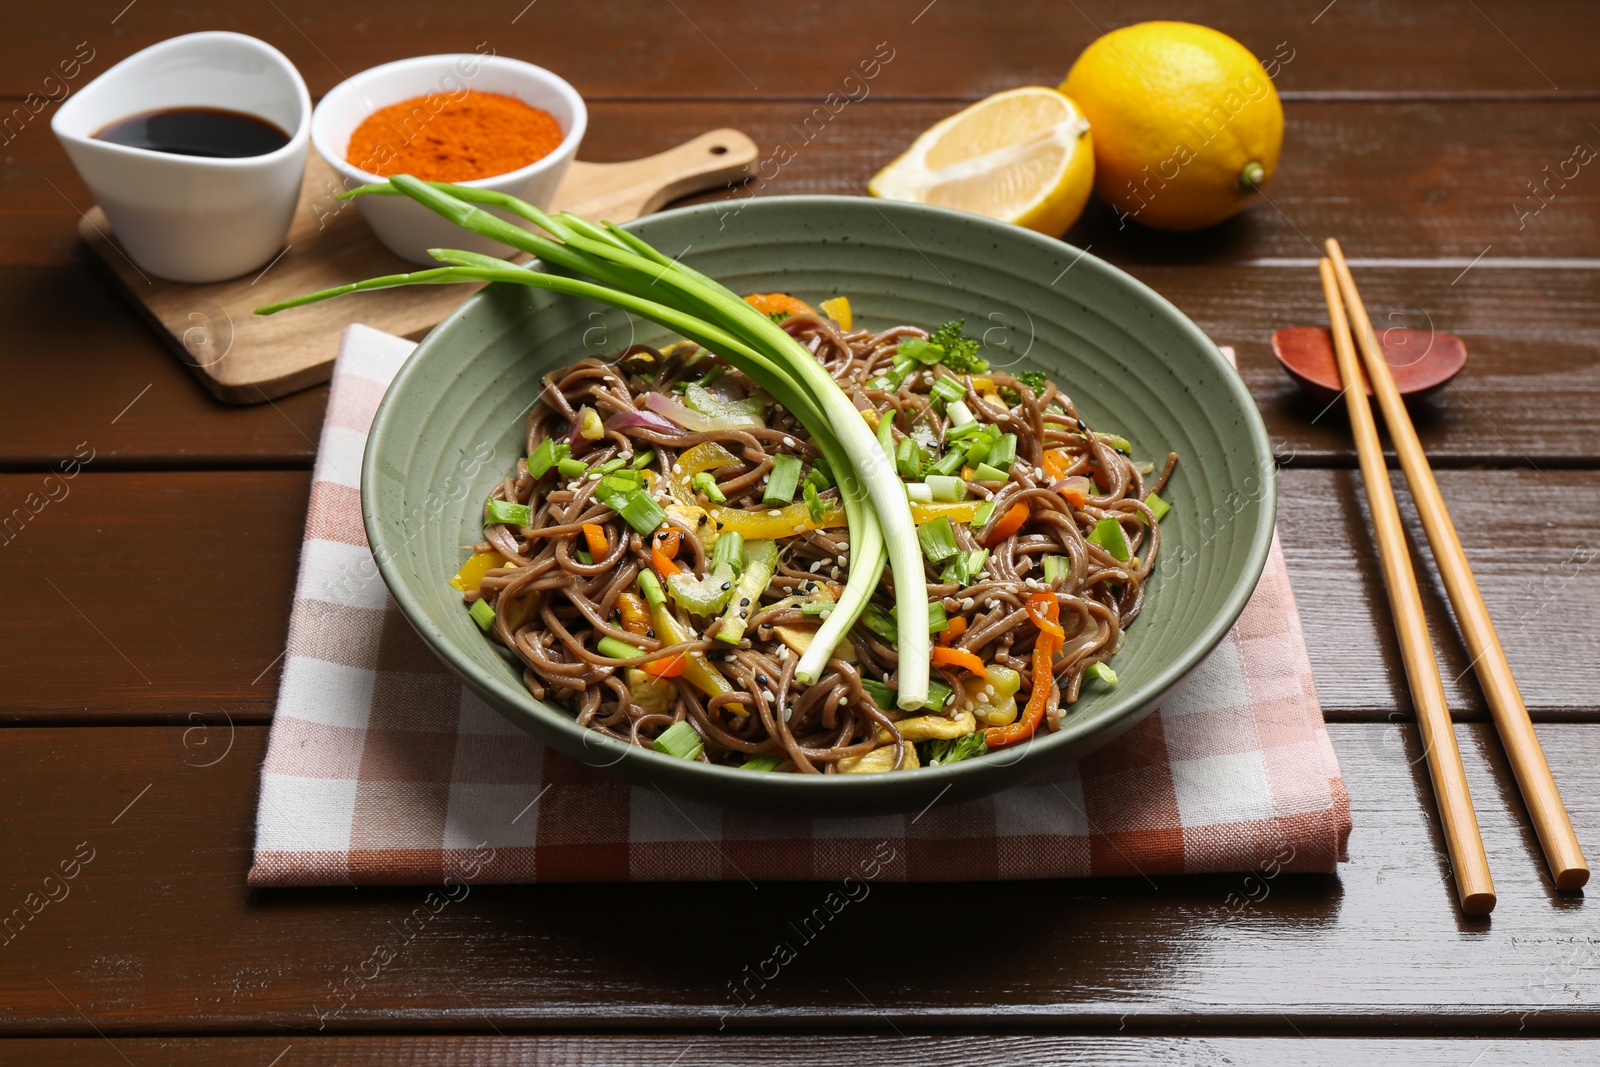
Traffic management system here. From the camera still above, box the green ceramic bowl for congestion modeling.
[362,195,1275,813]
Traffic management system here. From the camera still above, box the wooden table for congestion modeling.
[3,3,1597,1062]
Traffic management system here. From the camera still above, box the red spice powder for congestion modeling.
[346,90,564,183]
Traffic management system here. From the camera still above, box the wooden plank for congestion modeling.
[0,1035,1593,1066]
[0,722,1595,1033]
[1,0,1596,101]
[10,101,1600,268]
[2,469,1596,724]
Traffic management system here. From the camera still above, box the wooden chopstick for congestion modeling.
[1319,258,1496,915]
[1325,239,1590,893]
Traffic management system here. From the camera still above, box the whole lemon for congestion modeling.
[1062,22,1283,231]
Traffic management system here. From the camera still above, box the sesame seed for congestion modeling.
[830,566,841,579]
[768,509,782,517]
[762,689,776,703]
[809,560,824,573]
[672,463,683,474]
[835,555,847,566]
[959,597,975,610]
[783,436,796,447]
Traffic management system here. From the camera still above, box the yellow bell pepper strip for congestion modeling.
[450,551,507,592]
[818,295,852,330]
[616,590,652,636]
[984,592,1061,750]
[582,523,610,561]
[638,572,746,713]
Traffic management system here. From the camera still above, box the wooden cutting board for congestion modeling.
[78,129,758,404]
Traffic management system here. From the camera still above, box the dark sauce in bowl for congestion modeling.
[94,107,290,158]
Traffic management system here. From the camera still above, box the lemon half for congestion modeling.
[868,87,1094,237]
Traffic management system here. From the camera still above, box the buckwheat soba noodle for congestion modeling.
[451,297,1176,774]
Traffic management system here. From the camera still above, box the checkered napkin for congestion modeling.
[248,324,1351,886]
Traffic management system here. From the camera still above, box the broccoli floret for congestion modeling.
[768,310,792,324]
[927,320,988,373]
[923,731,988,766]
[1016,370,1048,395]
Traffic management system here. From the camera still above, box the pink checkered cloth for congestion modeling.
[248,324,1351,886]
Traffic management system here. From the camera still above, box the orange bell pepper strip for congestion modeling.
[985,592,1060,750]
[981,501,1030,548]
[615,591,652,636]
[939,616,968,645]
[582,523,609,561]
[1041,448,1070,481]
[651,528,682,578]
[743,292,815,319]
[642,650,687,678]
[931,645,985,676]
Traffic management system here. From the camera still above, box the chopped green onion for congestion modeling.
[630,449,656,470]
[739,751,785,772]
[1042,555,1070,586]
[1087,516,1130,561]
[892,599,948,634]
[597,635,644,660]
[987,434,1018,470]
[653,720,704,760]
[1085,661,1119,686]
[710,530,745,576]
[1145,490,1171,523]
[599,472,644,496]
[1106,434,1132,454]
[924,474,967,502]
[876,407,896,462]
[803,467,832,493]
[485,498,531,527]
[468,598,495,631]
[858,605,898,645]
[801,600,835,616]
[860,678,897,710]
[615,490,669,535]
[946,400,975,428]
[637,569,666,609]
[962,424,1001,465]
[804,481,826,523]
[917,516,960,564]
[691,471,726,503]
[576,548,593,565]
[895,436,923,479]
[905,483,934,503]
[764,453,802,505]
[930,375,966,404]
[926,450,965,477]
[557,456,588,479]
[897,337,944,365]
[972,501,997,528]
[941,547,988,585]
[946,421,984,444]
[527,438,569,478]
[971,463,1009,482]
[593,456,628,476]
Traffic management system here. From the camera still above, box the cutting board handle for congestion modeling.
[552,128,760,222]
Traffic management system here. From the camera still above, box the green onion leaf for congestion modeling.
[927,449,966,477]
[987,434,1018,469]
[941,547,988,585]
[575,548,593,565]
[876,408,895,463]
[653,720,704,761]
[691,471,726,503]
[804,481,826,523]
[1087,516,1130,561]
[630,449,656,470]
[593,456,628,476]
[1145,490,1171,523]
[860,678,896,710]
[917,516,960,564]
[858,605,898,645]
[971,463,1009,482]
[764,453,802,505]
[468,598,496,631]
[895,436,924,480]
[484,498,531,527]
[925,676,954,709]
[972,501,997,528]
[804,460,834,491]
[597,635,645,660]
[739,751,785,772]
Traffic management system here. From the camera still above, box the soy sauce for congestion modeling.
[94,107,290,159]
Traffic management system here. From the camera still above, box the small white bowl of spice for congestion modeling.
[311,53,587,265]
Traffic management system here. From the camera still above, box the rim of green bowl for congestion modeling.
[361,194,1276,804]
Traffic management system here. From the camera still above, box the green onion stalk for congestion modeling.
[257,176,931,708]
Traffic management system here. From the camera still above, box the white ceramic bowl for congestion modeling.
[310,54,586,265]
[51,31,311,284]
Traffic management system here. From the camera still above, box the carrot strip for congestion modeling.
[985,592,1061,750]
[931,645,985,676]
[939,616,969,645]
[982,501,1030,548]
[642,651,687,678]
[582,523,609,560]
